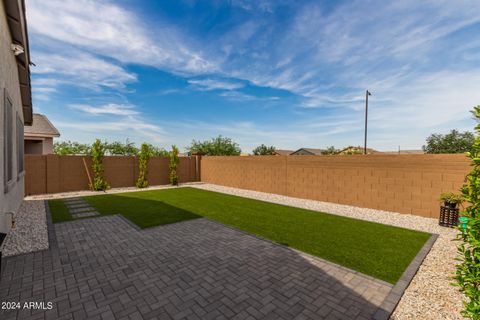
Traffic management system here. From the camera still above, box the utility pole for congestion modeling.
[364,90,371,155]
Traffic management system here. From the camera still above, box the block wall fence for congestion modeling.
[25,154,471,218]
[24,155,198,195]
[200,154,471,218]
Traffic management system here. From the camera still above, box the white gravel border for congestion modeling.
[24,182,204,200]
[22,182,465,319]
[2,200,49,257]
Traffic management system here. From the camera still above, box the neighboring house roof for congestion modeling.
[274,149,294,156]
[24,114,60,138]
[290,148,325,155]
[338,146,380,155]
[4,0,32,125]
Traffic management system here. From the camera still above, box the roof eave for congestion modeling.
[4,0,32,125]
[24,133,60,139]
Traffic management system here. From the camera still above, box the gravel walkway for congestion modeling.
[2,200,49,257]
[191,184,464,320]
[24,182,203,200]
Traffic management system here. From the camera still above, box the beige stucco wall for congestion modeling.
[43,137,54,154]
[25,137,54,155]
[0,0,26,234]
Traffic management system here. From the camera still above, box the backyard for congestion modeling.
[49,187,430,284]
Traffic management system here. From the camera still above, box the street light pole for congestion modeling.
[364,90,371,155]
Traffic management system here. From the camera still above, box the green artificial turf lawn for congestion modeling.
[49,187,431,283]
[49,199,72,223]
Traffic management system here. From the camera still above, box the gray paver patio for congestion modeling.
[0,209,393,319]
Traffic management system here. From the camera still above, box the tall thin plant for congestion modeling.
[455,105,480,319]
[169,145,179,186]
[136,143,152,188]
[90,139,109,191]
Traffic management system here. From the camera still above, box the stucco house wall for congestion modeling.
[25,137,54,154]
[0,0,26,234]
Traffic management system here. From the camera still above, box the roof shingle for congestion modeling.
[24,114,60,137]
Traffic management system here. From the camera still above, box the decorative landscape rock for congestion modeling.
[2,200,49,257]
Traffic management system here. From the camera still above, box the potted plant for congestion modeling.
[439,192,464,209]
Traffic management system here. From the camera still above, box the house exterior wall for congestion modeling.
[25,137,54,155]
[43,137,53,154]
[25,139,43,154]
[0,0,25,234]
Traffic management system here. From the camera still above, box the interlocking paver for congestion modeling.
[1,209,393,320]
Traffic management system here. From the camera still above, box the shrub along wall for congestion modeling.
[25,155,198,195]
[200,154,471,218]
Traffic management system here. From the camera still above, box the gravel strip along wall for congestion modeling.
[2,200,49,257]
[192,183,464,320]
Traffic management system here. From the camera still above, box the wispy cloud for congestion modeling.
[32,50,137,91]
[69,103,139,116]
[188,78,245,91]
[27,0,216,74]
[219,91,279,102]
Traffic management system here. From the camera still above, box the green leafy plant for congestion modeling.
[424,129,475,154]
[54,140,91,155]
[321,146,340,155]
[439,192,464,208]
[136,143,152,188]
[89,139,109,191]
[455,105,480,319]
[150,145,170,157]
[187,135,241,156]
[105,139,139,156]
[169,145,179,186]
[253,144,276,155]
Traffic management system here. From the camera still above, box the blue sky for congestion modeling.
[26,0,480,152]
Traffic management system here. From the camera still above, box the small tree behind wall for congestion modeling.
[136,143,152,188]
[169,145,179,186]
[455,105,480,319]
[90,139,109,191]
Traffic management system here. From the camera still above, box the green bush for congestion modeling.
[424,129,475,154]
[90,139,109,191]
[253,144,276,155]
[455,105,480,319]
[187,135,241,156]
[105,139,139,156]
[54,140,91,155]
[169,145,179,186]
[136,143,152,188]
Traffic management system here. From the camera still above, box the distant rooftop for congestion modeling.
[291,148,325,155]
[275,149,294,156]
[24,114,60,138]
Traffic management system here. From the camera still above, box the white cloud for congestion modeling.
[188,79,245,91]
[57,110,166,144]
[27,0,216,74]
[32,50,137,90]
[69,103,139,116]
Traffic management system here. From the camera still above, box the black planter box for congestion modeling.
[439,206,459,227]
